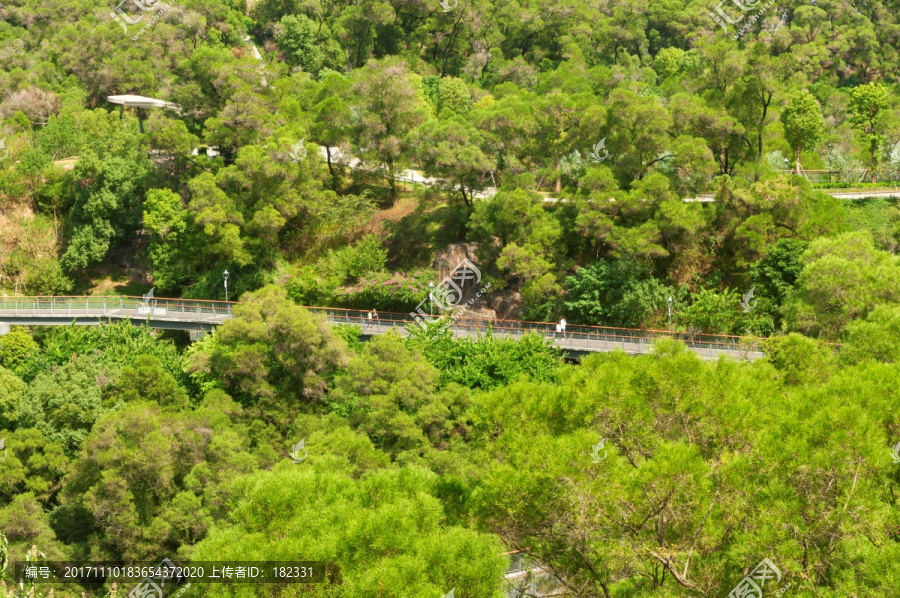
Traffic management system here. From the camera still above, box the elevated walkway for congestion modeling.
[0,297,766,361]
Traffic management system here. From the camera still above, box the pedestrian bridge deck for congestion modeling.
[0,296,765,361]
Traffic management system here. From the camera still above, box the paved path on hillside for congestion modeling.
[317,147,899,203]
[0,296,765,361]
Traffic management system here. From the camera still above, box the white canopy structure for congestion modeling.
[106,95,180,110]
[106,95,181,132]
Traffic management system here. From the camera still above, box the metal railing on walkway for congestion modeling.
[0,295,233,326]
[305,306,765,360]
[0,296,765,360]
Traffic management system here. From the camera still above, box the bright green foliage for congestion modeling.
[37,321,187,387]
[276,15,323,74]
[0,428,69,507]
[652,47,685,81]
[310,73,353,190]
[59,395,258,560]
[563,260,673,328]
[411,114,494,205]
[329,333,470,461]
[0,330,40,378]
[24,258,73,295]
[679,287,741,335]
[843,304,900,364]
[764,333,837,386]
[469,345,900,596]
[604,89,673,186]
[408,327,563,391]
[6,0,900,592]
[784,232,900,339]
[750,238,809,305]
[317,234,388,285]
[848,82,891,182]
[108,355,189,410]
[331,270,433,312]
[469,187,564,313]
[188,286,349,418]
[0,366,27,431]
[186,465,509,598]
[841,198,900,251]
[0,492,67,562]
[16,357,107,456]
[437,77,472,115]
[143,188,192,292]
[780,90,824,171]
[350,57,428,202]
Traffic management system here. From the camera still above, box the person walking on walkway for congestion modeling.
[555,322,561,340]
[372,309,380,327]
[559,318,567,340]
[366,309,373,329]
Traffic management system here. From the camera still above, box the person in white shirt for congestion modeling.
[559,318,567,339]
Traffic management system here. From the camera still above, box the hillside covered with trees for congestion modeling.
[1,0,900,595]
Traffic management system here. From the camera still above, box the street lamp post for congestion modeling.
[667,296,673,331]
[428,282,435,316]
[223,270,230,303]
[827,144,834,182]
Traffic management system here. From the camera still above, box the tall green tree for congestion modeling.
[410,114,495,206]
[187,286,349,426]
[60,152,150,271]
[350,57,428,202]
[848,82,891,183]
[780,89,824,175]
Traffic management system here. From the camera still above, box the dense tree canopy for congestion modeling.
[2,0,900,595]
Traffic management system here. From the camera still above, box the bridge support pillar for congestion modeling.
[0,323,9,336]
[189,330,208,342]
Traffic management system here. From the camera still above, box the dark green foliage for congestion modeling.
[36,321,187,388]
[329,333,470,460]
[564,260,674,328]
[61,153,150,271]
[5,0,900,593]
[750,238,809,305]
[187,286,349,420]
[16,357,107,456]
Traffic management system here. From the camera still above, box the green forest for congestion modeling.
[1,0,900,595]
